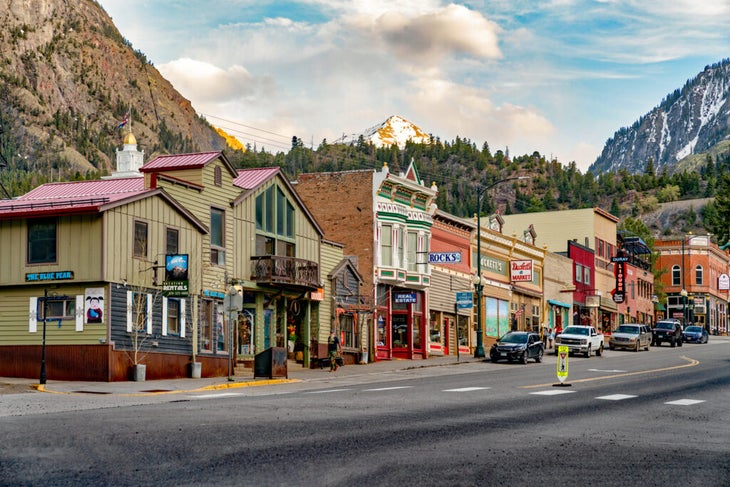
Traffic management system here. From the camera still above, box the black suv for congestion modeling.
[652,320,683,347]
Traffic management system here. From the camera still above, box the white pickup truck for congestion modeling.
[554,325,604,357]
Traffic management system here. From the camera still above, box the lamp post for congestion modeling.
[474,176,530,358]
[681,232,692,327]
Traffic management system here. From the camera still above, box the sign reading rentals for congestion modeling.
[510,260,533,282]
[163,254,189,297]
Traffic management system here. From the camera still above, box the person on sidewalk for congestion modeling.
[328,329,341,372]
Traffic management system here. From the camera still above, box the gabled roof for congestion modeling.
[141,151,238,178]
[232,167,324,238]
[233,167,280,190]
[0,178,207,232]
[0,178,147,219]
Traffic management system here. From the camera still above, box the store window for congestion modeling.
[672,265,681,286]
[341,313,357,348]
[166,228,179,254]
[200,299,225,352]
[28,219,57,264]
[210,208,225,265]
[133,220,148,258]
[38,297,75,320]
[429,311,440,343]
[255,186,296,257]
[381,225,392,266]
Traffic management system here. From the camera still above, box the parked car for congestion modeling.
[682,325,709,344]
[608,324,652,351]
[489,331,544,364]
[652,320,683,347]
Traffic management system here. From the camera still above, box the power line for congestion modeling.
[200,113,292,141]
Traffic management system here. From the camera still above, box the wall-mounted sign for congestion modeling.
[456,292,473,309]
[163,254,189,297]
[26,271,74,282]
[510,260,533,282]
[613,254,626,303]
[310,288,325,301]
[394,292,417,304]
[429,252,462,264]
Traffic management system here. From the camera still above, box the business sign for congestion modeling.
[613,251,626,303]
[163,254,189,297]
[310,288,325,301]
[429,252,462,264]
[394,292,417,304]
[719,274,730,291]
[456,291,473,309]
[26,271,74,282]
[510,260,533,282]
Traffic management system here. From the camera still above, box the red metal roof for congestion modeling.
[141,152,221,171]
[0,178,149,219]
[233,167,280,190]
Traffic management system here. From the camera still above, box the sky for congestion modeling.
[98,1,730,172]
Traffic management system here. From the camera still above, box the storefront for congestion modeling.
[375,286,426,360]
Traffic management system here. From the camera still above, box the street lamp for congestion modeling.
[473,175,530,358]
[681,232,692,327]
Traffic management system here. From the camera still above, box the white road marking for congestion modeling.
[588,369,627,373]
[304,389,353,394]
[597,394,637,401]
[189,392,245,399]
[443,387,491,392]
[665,399,705,406]
[530,389,576,396]
[364,386,414,391]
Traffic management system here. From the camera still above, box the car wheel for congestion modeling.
[596,343,603,357]
[490,352,498,363]
[671,337,676,347]
[609,345,615,350]
[585,344,591,358]
[535,349,543,363]
[521,351,529,364]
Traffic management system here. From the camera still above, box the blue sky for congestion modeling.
[99,1,729,172]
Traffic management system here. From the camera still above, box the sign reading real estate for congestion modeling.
[163,254,189,297]
[394,292,417,304]
[510,260,533,282]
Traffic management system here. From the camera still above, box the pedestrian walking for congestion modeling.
[548,328,555,349]
[328,329,341,372]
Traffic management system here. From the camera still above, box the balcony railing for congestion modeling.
[250,255,320,289]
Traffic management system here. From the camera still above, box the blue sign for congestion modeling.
[456,292,473,309]
[429,252,462,264]
[394,292,417,304]
[26,271,74,282]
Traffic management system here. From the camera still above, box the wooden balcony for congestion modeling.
[250,255,320,290]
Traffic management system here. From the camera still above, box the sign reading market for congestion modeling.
[510,260,533,282]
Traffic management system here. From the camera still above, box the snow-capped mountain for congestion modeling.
[336,115,431,148]
[590,59,730,175]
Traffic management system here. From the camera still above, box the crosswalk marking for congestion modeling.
[665,399,705,406]
[597,394,637,401]
[443,387,490,392]
[364,386,413,391]
[530,389,576,396]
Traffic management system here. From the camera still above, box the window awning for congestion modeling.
[548,299,571,308]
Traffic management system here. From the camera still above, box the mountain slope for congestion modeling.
[590,59,730,175]
[0,0,225,185]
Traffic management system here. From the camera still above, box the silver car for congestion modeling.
[609,324,652,351]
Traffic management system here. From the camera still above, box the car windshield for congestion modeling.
[685,326,703,332]
[655,322,674,329]
[615,325,639,334]
[561,327,588,335]
[500,333,528,344]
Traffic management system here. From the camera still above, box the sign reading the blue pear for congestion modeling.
[163,254,189,297]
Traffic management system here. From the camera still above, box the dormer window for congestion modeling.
[214,166,222,187]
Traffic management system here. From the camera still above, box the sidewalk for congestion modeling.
[2,354,484,396]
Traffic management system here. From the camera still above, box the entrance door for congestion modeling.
[392,314,409,349]
[263,309,272,349]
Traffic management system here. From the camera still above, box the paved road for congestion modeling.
[1,339,729,486]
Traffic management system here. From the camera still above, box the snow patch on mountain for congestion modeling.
[336,115,430,148]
